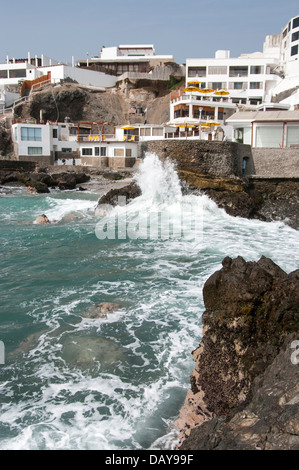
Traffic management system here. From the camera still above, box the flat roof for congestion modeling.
[227,110,299,123]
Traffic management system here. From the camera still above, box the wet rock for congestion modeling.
[27,182,50,193]
[96,182,141,208]
[35,214,51,224]
[177,256,299,449]
[85,302,120,319]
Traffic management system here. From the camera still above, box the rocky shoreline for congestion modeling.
[176,256,299,450]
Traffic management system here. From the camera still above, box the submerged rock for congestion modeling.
[177,256,299,450]
[35,214,51,224]
[85,302,120,319]
[60,335,126,370]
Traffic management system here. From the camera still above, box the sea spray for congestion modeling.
[0,153,299,450]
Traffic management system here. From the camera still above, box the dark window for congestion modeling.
[95,147,99,156]
[101,147,106,156]
[250,82,262,89]
[53,129,58,138]
[250,65,263,74]
[292,31,299,42]
[282,28,288,38]
[229,66,248,77]
[61,148,72,153]
[293,17,299,29]
[0,70,8,78]
[289,21,291,31]
[291,45,298,56]
[9,69,26,78]
[82,148,92,155]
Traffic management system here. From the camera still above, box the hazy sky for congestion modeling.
[1,0,298,64]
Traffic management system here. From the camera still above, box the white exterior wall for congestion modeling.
[0,63,40,86]
[12,123,51,156]
[38,65,117,88]
[186,56,281,105]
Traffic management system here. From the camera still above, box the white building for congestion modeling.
[227,110,299,148]
[77,44,174,75]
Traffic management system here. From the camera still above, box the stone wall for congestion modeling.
[18,155,53,166]
[0,160,36,171]
[251,148,299,178]
[142,140,252,178]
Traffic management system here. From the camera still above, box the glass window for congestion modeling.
[61,148,72,153]
[126,149,132,157]
[28,147,42,155]
[188,66,206,77]
[293,17,299,29]
[152,128,163,136]
[0,70,8,78]
[208,66,227,75]
[250,82,262,89]
[250,65,264,74]
[95,147,99,156]
[101,147,106,156]
[229,66,248,77]
[53,129,58,138]
[291,45,298,56]
[82,148,92,155]
[292,31,299,42]
[9,69,26,78]
[21,127,42,141]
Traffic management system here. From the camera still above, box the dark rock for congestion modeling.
[85,302,120,319]
[97,182,141,207]
[178,256,299,450]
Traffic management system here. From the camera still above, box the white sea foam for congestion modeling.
[1,152,299,450]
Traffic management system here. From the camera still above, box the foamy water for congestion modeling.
[0,153,299,450]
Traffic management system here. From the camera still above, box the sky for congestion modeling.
[1,0,298,65]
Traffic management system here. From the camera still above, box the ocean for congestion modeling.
[1,153,299,450]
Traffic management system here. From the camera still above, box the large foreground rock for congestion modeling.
[177,256,299,450]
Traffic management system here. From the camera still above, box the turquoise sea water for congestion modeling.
[1,154,299,450]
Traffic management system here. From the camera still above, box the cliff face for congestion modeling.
[13,82,171,125]
[177,256,299,450]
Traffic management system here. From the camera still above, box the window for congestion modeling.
[152,128,163,136]
[230,82,247,90]
[250,65,264,74]
[250,82,262,89]
[140,128,151,136]
[61,148,72,153]
[114,148,124,157]
[126,149,132,157]
[28,147,42,155]
[188,66,206,77]
[211,82,223,90]
[9,69,26,78]
[229,66,248,77]
[282,28,288,38]
[292,31,299,42]
[94,147,106,156]
[208,66,227,75]
[0,70,8,78]
[21,127,42,141]
[53,129,58,138]
[293,17,299,29]
[291,45,298,56]
[82,148,92,155]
